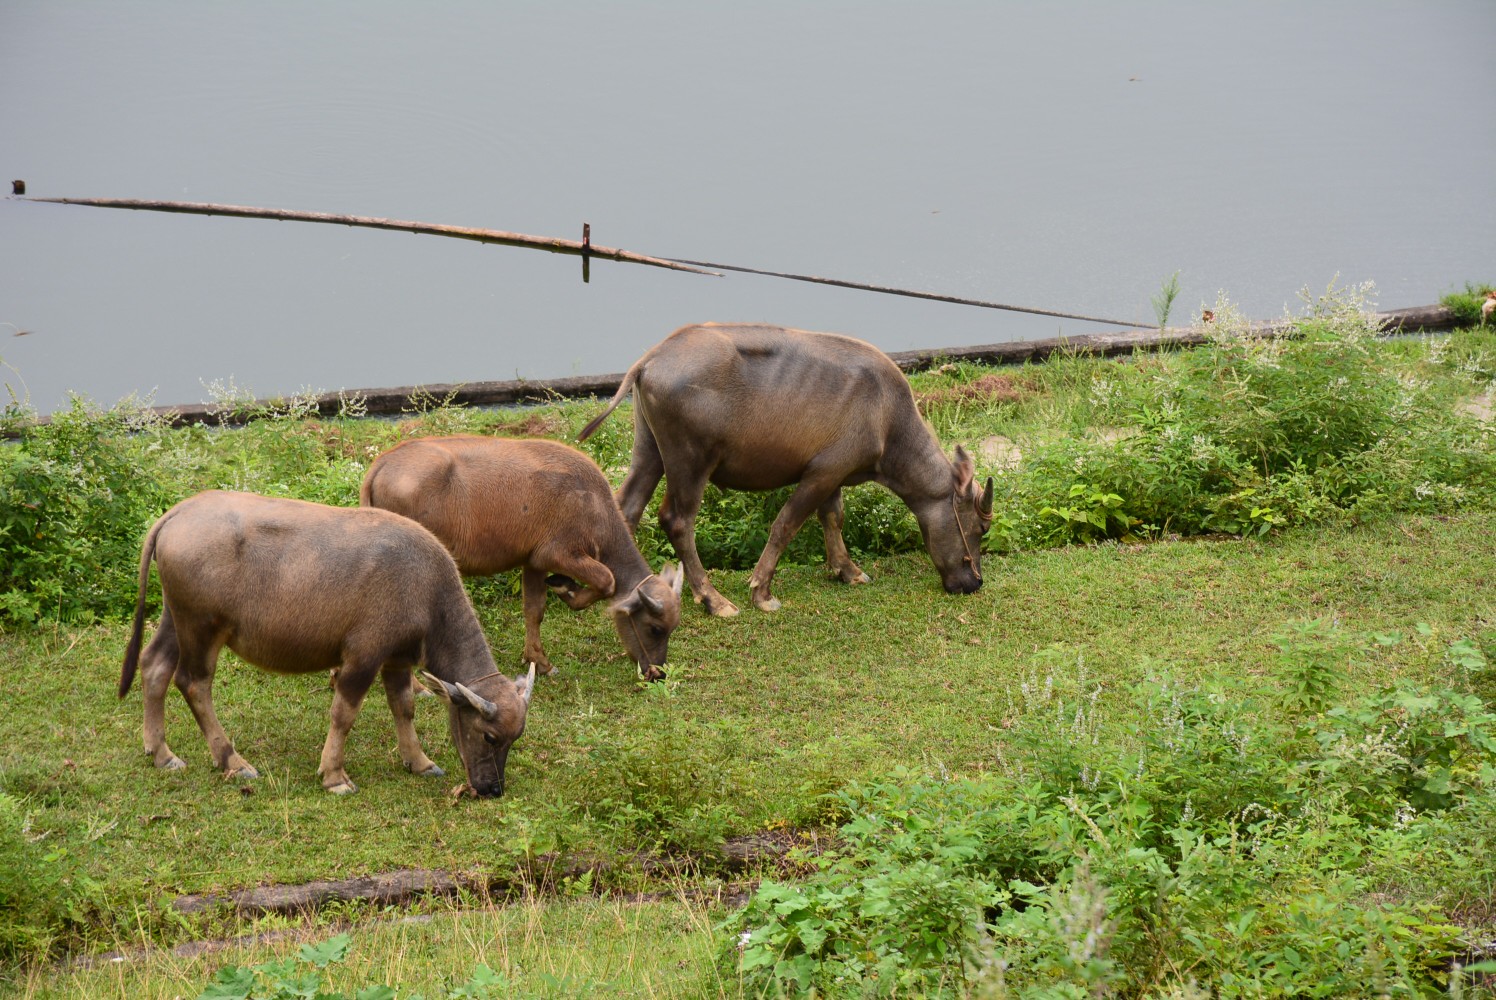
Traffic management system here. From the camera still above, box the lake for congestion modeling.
[2,1,1493,415]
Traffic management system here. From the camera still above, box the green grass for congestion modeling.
[4,293,1496,994]
[5,515,1495,931]
[21,892,727,999]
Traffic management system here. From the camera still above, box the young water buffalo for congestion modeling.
[360,436,683,679]
[119,490,536,797]
[578,323,995,615]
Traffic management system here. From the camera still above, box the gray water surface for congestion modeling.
[2,1,1493,414]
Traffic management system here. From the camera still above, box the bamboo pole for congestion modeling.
[22,197,722,276]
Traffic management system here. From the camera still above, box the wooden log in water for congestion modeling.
[118,303,1457,429]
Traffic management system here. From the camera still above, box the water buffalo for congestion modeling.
[360,435,683,679]
[119,490,536,796]
[578,323,995,615]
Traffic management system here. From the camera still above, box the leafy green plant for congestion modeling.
[1038,483,1143,544]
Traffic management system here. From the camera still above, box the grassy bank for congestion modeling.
[4,285,1496,995]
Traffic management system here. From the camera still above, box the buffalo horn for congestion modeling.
[639,585,664,616]
[453,682,500,720]
[980,477,995,517]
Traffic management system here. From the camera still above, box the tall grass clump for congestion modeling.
[1442,281,1496,327]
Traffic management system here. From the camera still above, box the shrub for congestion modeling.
[0,397,176,624]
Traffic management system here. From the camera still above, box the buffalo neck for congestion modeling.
[876,414,954,508]
[597,516,654,596]
[423,597,501,686]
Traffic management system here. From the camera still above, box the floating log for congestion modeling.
[124,303,1460,428]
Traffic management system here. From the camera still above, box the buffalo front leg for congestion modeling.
[381,667,443,778]
[616,411,666,535]
[173,629,258,779]
[139,608,186,770]
[541,553,617,612]
[819,489,872,585]
[659,478,739,617]
[520,567,559,675]
[320,663,378,794]
[748,478,841,611]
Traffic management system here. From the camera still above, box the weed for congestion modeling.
[1152,270,1182,329]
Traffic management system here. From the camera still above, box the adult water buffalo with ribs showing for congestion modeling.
[119,490,536,797]
[361,435,683,680]
[578,323,995,615]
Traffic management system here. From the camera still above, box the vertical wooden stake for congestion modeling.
[581,222,591,283]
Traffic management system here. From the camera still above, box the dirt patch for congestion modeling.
[975,435,1022,469]
[916,374,1030,412]
[492,412,569,438]
[1457,391,1493,423]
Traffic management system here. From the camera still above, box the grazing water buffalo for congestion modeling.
[119,490,536,796]
[578,323,995,615]
[360,435,683,679]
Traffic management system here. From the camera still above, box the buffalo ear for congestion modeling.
[659,562,684,599]
[421,671,456,703]
[952,445,976,493]
[512,662,537,709]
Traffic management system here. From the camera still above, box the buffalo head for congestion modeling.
[920,445,994,594]
[609,563,684,681]
[422,662,536,797]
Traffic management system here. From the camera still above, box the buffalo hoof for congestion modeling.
[228,764,260,780]
[158,755,187,771]
[753,595,782,612]
[700,594,740,617]
[848,571,873,585]
[325,780,357,795]
[414,762,445,778]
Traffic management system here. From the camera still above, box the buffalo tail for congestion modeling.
[118,510,168,698]
[576,362,641,442]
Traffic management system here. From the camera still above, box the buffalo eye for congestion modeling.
[649,625,666,638]
[483,733,498,746]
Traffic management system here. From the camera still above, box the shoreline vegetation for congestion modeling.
[1,301,1464,435]
[3,282,1496,997]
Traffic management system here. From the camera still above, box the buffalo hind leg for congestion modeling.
[381,666,443,778]
[320,662,379,794]
[819,488,872,585]
[658,476,738,617]
[139,607,186,770]
[173,627,258,779]
[748,477,842,611]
